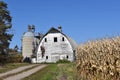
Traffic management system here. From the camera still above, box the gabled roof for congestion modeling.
[42,27,62,38]
[46,27,61,34]
[39,27,60,42]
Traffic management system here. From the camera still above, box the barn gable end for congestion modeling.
[36,27,77,63]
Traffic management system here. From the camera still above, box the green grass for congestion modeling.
[0,63,30,73]
[22,63,77,80]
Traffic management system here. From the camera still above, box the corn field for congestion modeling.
[76,36,120,80]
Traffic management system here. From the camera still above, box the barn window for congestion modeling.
[54,37,57,42]
[62,37,64,41]
[45,38,47,42]
[46,56,48,59]
[66,55,69,59]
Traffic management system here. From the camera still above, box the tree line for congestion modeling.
[0,1,23,65]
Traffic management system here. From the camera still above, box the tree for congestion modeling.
[14,45,19,52]
[0,1,13,54]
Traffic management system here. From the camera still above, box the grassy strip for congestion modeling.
[22,64,57,80]
[2,64,40,79]
[0,63,30,73]
[22,63,77,80]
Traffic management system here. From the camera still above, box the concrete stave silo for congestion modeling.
[22,26,35,59]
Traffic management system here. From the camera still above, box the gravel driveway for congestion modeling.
[0,64,38,78]
[4,64,47,80]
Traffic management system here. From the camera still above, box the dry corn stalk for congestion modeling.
[76,36,120,80]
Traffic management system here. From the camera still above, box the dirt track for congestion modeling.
[0,64,38,78]
[0,64,47,80]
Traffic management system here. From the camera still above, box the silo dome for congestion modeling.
[23,31,34,37]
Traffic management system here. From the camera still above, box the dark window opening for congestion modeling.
[66,55,69,59]
[62,37,64,41]
[45,38,47,42]
[46,56,48,59]
[54,37,57,42]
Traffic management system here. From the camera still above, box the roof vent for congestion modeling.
[58,26,62,32]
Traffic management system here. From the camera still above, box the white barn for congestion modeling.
[35,27,78,63]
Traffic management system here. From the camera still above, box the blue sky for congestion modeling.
[4,0,120,48]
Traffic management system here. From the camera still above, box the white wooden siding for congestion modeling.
[36,33,74,63]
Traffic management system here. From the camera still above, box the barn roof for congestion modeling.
[40,27,78,50]
[67,37,78,50]
[46,27,61,33]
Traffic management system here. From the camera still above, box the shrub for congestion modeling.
[0,54,8,65]
[0,53,23,65]
[8,53,23,63]
[57,59,71,63]
[76,36,120,80]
